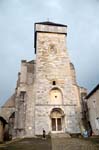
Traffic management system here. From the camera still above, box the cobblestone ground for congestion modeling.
[51,137,99,150]
[0,137,99,150]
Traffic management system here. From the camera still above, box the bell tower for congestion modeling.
[34,21,81,135]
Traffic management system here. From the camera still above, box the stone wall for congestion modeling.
[35,24,81,135]
[87,89,99,135]
[14,60,36,138]
[0,22,87,139]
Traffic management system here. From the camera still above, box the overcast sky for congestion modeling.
[0,0,99,106]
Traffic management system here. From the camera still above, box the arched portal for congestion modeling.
[50,108,65,132]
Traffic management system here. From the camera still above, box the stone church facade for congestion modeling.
[0,21,87,139]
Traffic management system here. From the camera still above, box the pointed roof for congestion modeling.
[35,21,67,27]
[2,94,15,108]
[86,84,99,99]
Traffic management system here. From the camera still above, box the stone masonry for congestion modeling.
[0,21,87,139]
[35,23,81,135]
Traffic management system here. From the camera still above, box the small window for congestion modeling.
[20,91,26,101]
[52,81,56,85]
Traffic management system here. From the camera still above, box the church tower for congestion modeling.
[0,21,87,140]
[34,21,81,135]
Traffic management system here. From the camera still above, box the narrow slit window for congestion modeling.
[20,91,26,101]
[52,81,56,85]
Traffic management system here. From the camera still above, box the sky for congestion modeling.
[0,0,99,106]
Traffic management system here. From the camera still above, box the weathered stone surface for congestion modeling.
[87,86,99,135]
[35,24,81,135]
[0,21,87,139]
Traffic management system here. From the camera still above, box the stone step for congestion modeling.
[51,133,71,138]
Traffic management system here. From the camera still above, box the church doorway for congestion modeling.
[52,118,62,131]
[50,108,65,132]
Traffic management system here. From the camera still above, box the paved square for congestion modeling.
[51,138,99,150]
[0,137,99,150]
